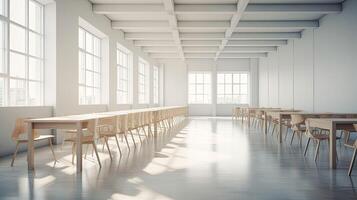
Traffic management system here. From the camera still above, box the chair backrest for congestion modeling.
[11,118,39,141]
[97,116,117,135]
[291,114,305,131]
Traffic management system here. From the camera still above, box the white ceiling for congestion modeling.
[90,0,344,62]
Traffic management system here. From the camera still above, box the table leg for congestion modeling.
[264,112,267,134]
[27,122,34,170]
[154,122,158,137]
[76,122,83,173]
[279,115,282,143]
[329,122,337,169]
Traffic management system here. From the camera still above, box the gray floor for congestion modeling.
[1,117,357,200]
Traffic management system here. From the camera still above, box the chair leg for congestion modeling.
[123,134,130,149]
[84,144,89,159]
[104,137,112,160]
[136,129,143,143]
[304,138,311,156]
[114,135,122,155]
[284,128,289,141]
[129,130,137,148]
[11,142,20,167]
[348,148,357,176]
[72,143,76,164]
[314,140,321,162]
[290,130,296,145]
[49,138,57,162]
[92,142,102,168]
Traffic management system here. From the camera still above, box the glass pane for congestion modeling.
[233,74,240,83]
[79,28,85,49]
[28,81,41,105]
[241,84,248,94]
[86,71,93,86]
[233,95,239,103]
[196,74,203,83]
[217,74,224,83]
[79,51,85,68]
[0,21,5,73]
[93,73,100,87]
[225,95,232,104]
[9,79,26,106]
[29,57,42,81]
[225,74,232,83]
[203,95,210,104]
[85,32,93,53]
[86,87,93,104]
[204,73,210,83]
[10,24,26,53]
[196,95,203,103]
[217,95,224,104]
[29,32,42,57]
[233,85,240,94]
[217,84,224,95]
[79,67,85,84]
[10,0,26,26]
[29,0,43,33]
[86,53,93,70]
[93,57,100,72]
[225,84,232,94]
[196,85,203,94]
[241,95,248,104]
[241,74,248,83]
[189,84,195,94]
[10,52,26,78]
[204,85,210,94]
[0,77,4,106]
[188,73,195,84]
[94,88,100,104]
[93,37,100,56]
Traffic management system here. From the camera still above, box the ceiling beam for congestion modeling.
[162,0,185,60]
[178,21,230,29]
[185,53,216,58]
[216,0,250,60]
[149,53,181,58]
[223,46,277,53]
[181,40,221,46]
[93,4,166,14]
[112,21,169,29]
[183,46,219,52]
[180,33,225,40]
[230,32,301,40]
[237,20,319,29]
[226,40,287,46]
[125,32,173,40]
[245,3,342,14]
[142,46,179,53]
[94,3,341,15]
[219,53,267,58]
[134,40,176,46]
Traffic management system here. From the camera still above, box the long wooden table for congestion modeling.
[25,106,187,173]
[306,118,357,169]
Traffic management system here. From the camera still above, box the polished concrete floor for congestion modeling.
[1,117,357,200]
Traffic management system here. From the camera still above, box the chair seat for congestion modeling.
[64,135,94,143]
[17,134,54,142]
[311,134,329,140]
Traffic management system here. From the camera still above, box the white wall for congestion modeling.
[164,58,259,116]
[258,0,357,112]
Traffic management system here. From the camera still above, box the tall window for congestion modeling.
[78,27,101,104]
[117,44,132,104]
[0,0,44,106]
[217,72,249,104]
[138,58,149,104]
[153,65,159,104]
[188,72,211,104]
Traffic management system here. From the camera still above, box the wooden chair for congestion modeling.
[116,114,131,150]
[11,118,57,166]
[343,124,357,176]
[289,114,306,145]
[304,119,331,161]
[97,116,122,160]
[65,119,101,167]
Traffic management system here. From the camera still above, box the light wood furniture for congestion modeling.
[345,124,357,176]
[305,118,357,169]
[97,116,121,160]
[11,118,57,167]
[289,114,306,145]
[25,106,187,173]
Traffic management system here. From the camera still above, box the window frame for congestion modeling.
[0,0,45,107]
[153,65,159,104]
[116,45,132,104]
[78,26,102,105]
[138,57,149,104]
[188,71,211,104]
[216,71,249,105]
